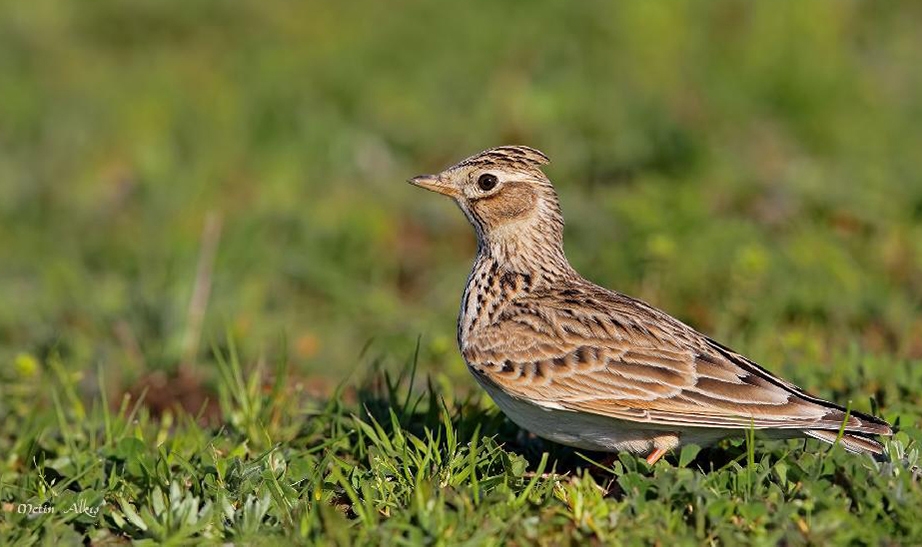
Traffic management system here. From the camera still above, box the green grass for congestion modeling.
[2,0,922,543]
[1,344,920,545]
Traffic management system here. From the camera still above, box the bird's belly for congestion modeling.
[473,373,725,454]
[474,375,653,453]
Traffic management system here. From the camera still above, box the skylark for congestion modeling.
[410,145,892,465]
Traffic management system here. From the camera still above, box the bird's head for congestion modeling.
[409,145,563,242]
[410,145,569,274]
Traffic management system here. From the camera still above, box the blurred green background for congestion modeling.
[2,0,921,401]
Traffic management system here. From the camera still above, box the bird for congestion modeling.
[409,145,892,465]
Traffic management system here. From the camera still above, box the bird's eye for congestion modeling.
[477,174,498,191]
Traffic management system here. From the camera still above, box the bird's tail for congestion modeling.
[804,429,887,459]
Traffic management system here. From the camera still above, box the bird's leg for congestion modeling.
[645,447,668,466]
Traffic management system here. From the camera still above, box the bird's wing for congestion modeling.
[466,285,889,435]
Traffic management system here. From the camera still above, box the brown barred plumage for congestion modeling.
[410,145,891,464]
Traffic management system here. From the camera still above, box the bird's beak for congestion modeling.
[408,174,459,198]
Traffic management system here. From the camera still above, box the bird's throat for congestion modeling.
[478,218,571,280]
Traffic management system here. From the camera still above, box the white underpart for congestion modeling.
[474,374,730,453]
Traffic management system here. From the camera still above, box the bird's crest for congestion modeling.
[453,145,550,172]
